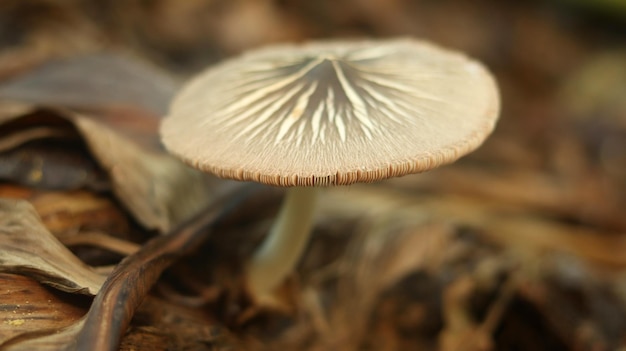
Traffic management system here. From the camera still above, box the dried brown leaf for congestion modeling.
[0,199,105,295]
[0,142,106,191]
[26,190,130,238]
[0,50,220,232]
[0,53,177,117]
[0,107,108,190]
[1,185,252,351]
[0,317,86,351]
[0,50,181,153]
[0,105,220,232]
[73,115,215,233]
[1,297,242,351]
[0,273,87,346]
[59,232,140,257]
[0,127,73,153]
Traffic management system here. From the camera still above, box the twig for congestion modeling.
[58,231,140,256]
[67,184,256,351]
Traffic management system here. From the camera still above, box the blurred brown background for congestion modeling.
[0,1,625,350]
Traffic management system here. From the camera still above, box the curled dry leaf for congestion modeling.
[0,141,107,192]
[0,199,104,295]
[0,53,177,117]
[1,297,239,351]
[0,105,217,233]
[0,51,178,150]
[0,106,107,191]
[0,184,253,351]
[73,115,214,233]
[0,51,220,232]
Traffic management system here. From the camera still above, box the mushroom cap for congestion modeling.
[161,38,500,187]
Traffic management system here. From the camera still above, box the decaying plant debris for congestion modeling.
[0,1,625,350]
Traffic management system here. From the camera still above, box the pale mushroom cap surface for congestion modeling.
[161,38,500,186]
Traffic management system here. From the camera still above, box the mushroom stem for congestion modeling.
[247,186,319,301]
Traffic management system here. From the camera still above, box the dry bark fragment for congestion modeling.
[0,273,88,345]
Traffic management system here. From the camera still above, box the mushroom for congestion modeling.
[160,38,500,304]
